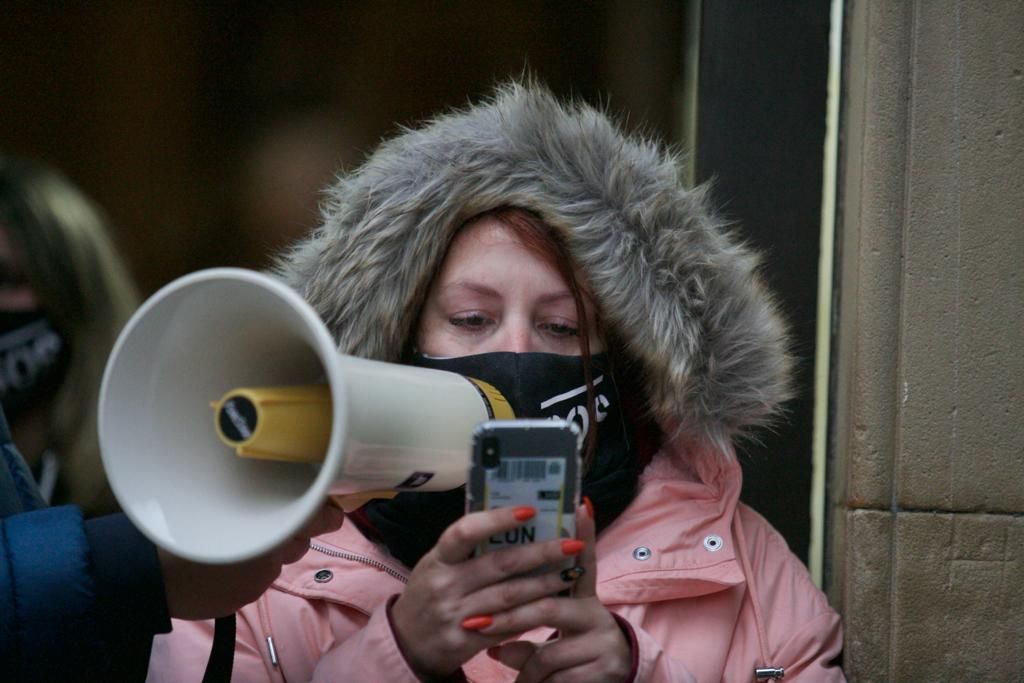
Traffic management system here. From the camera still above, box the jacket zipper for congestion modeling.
[308,540,410,583]
[260,543,408,676]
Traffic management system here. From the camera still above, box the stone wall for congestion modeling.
[829,2,1023,681]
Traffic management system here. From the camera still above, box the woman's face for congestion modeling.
[416,216,601,357]
[0,224,38,312]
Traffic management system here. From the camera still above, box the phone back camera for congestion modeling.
[482,436,501,468]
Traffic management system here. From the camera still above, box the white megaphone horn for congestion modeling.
[99,268,511,564]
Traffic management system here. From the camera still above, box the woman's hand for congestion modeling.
[159,502,345,620]
[486,501,633,683]
[389,506,586,679]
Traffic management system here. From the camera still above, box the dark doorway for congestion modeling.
[695,1,832,563]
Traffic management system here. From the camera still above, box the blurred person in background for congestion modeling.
[0,155,139,516]
[229,110,355,270]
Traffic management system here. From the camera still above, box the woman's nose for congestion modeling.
[494,320,538,353]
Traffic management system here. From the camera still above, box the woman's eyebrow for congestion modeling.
[441,280,501,298]
[442,281,575,306]
[536,291,574,306]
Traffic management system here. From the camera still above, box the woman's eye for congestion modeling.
[449,313,492,330]
[539,321,579,337]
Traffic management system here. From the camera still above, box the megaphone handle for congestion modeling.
[331,490,399,512]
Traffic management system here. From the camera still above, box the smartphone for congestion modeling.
[466,419,581,564]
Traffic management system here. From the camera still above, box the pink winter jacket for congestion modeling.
[148,445,845,682]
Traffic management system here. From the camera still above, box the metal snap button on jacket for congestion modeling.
[314,569,334,583]
[703,535,724,552]
[633,546,652,560]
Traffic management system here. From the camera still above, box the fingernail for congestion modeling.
[561,539,585,556]
[560,565,586,582]
[513,506,536,522]
[582,496,594,520]
[461,615,494,630]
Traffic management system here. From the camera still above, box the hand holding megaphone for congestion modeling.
[158,501,345,620]
[99,269,511,565]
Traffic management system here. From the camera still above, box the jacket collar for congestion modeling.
[272,521,408,615]
[595,439,747,605]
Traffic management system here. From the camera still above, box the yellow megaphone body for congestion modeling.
[99,268,511,565]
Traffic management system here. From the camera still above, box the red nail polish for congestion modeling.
[561,539,585,556]
[461,615,494,630]
[582,496,594,520]
[513,506,536,521]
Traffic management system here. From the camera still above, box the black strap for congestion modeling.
[202,614,236,683]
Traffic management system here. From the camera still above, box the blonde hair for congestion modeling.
[0,156,139,515]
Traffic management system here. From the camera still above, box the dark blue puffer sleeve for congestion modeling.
[1,407,172,680]
[0,505,101,681]
[0,507,172,681]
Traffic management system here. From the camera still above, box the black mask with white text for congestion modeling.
[359,352,639,568]
[0,311,70,419]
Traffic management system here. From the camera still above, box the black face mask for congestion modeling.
[360,351,639,568]
[0,311,70,419]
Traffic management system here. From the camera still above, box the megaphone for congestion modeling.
[99,268,511,564]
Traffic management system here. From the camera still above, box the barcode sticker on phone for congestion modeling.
[494,459,548,481]
[484,457,567,548]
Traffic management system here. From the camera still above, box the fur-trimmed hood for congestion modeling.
[276,82,792,452]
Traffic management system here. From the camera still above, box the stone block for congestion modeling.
[890,512,1024,680]
[896,0,961,511]
[835,0,914,511]
[893,0,1024,513]
[951,0,1024,512]
[842,509,893,683]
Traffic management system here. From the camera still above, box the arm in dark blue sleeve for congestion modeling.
[2,406,173,679]
[85,512,172,679]
[1,506,103,680]
[0,507,172,681]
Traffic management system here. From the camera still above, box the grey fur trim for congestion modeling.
[275,81,793,452]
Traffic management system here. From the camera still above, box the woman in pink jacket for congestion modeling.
[149,82,845,682]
